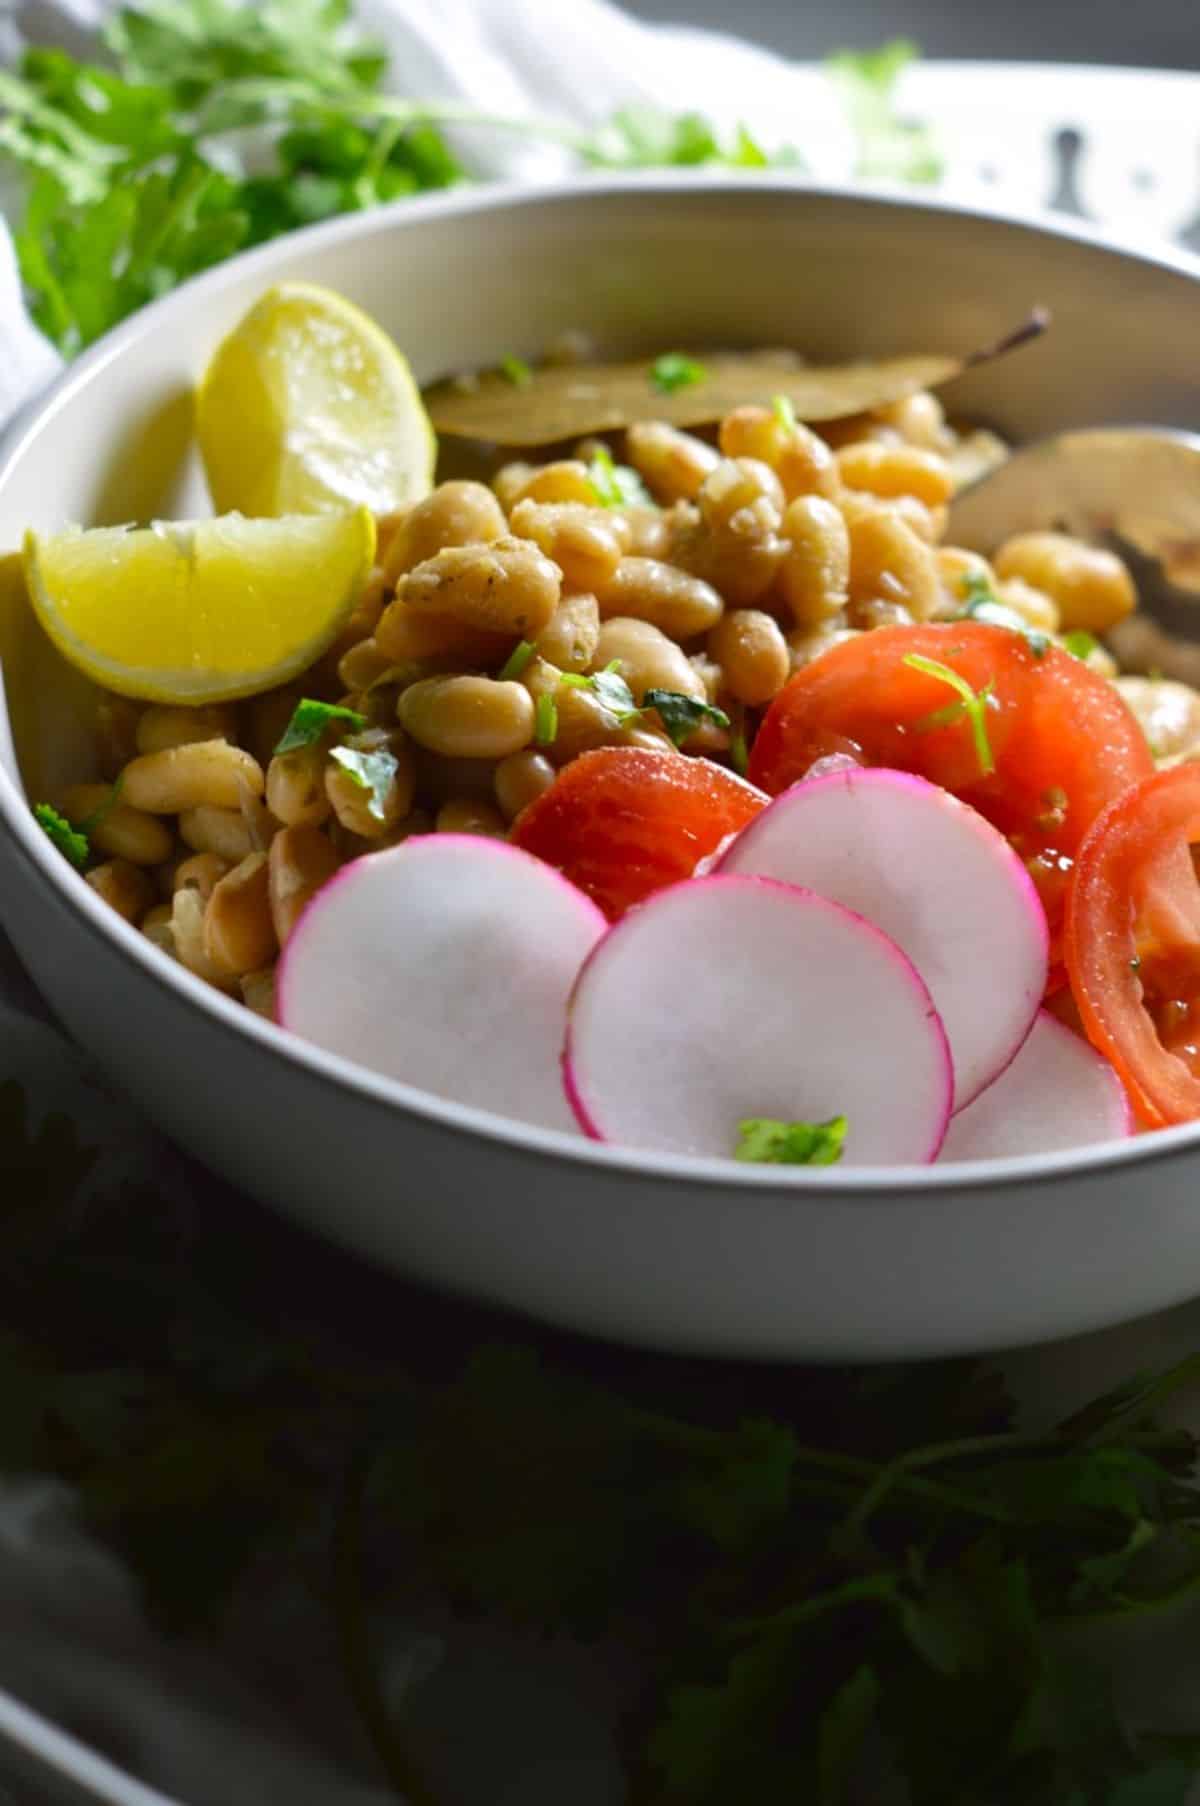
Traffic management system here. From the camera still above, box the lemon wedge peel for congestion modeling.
[23,508,376,706]
[196,282,436,519]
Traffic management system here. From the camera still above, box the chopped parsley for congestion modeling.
[33,803,89,870]
[275,698,366,756]
[497,640,535,681]
[643,689,732,748]
[730,723,750,776]
[498,353,532,388]
[649,352,708,395]
[904,652,997,777]
[76,777,125,836]
[736,1114,848,1165]
[771,392,798,433]
[1062,629,1100,661]
[559,663,640,724]
[328,744,398,822]
[534,693,559,746]
[958,572,1049,657]
[587,445,654,509]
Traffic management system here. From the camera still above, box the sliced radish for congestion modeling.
[277,835,605,1132]
[716,767,1048,1110]
[938,1010,1134,1162]
[564,875,952,1164]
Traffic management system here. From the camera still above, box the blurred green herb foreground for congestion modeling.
[5,1076,1200,1806]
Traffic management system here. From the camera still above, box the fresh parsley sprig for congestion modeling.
[1,8,929,356]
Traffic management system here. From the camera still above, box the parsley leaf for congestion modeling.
[651,352,709,395]
[328,743,397,820]
[643,689,732,748]
[827,39,943,184]
[497,640,535,681]
[534,692,558,745]
[33,803,89,869]
[904,652,997,777]
[587,445,654,509]
[772,392,798,432]
[588,665,641,722]
[736,1115,848,1166]
[1063,629,1100,661]
[499,354,532,388]
[558,663,640,724]
[275,697,366,755]
[580,106,801,172]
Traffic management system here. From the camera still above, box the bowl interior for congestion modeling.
[4,180,1200,805]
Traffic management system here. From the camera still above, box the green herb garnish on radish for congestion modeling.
[736,1115,847,1165]
[563,874,952,1162]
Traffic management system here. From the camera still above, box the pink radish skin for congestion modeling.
[277,835,606,1132]
[938,1011,1134,1162]
[716,767,1048,1111]
[564,874,953,1165]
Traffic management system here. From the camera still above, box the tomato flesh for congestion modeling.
[748,623,1153,935]
[1066,763,1200,1126]
[511,747,767,921]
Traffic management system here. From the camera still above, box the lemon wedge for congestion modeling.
[23,509,376,705]
[196,282,436,518]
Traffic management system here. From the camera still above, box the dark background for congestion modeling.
[622,0,1198,69]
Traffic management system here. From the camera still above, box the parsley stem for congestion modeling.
[1051,1553,1200,1629]
[841,1426,1189,1541]
[1076,1352,1200,1444]
[625,1409,1019,1527]
[333,1448,444,1806]
[192,78,588,150]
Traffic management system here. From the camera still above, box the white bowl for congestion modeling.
[3,175,1200,1361]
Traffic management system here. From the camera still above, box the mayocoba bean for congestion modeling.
[397,675,535,759]
[121,742,265,814]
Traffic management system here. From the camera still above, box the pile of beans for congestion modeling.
[68,385,1154,1018]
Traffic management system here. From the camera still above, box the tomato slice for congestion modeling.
[511,747,767,920]
[1066,763,1200,1126]
[748,623,1153,934]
